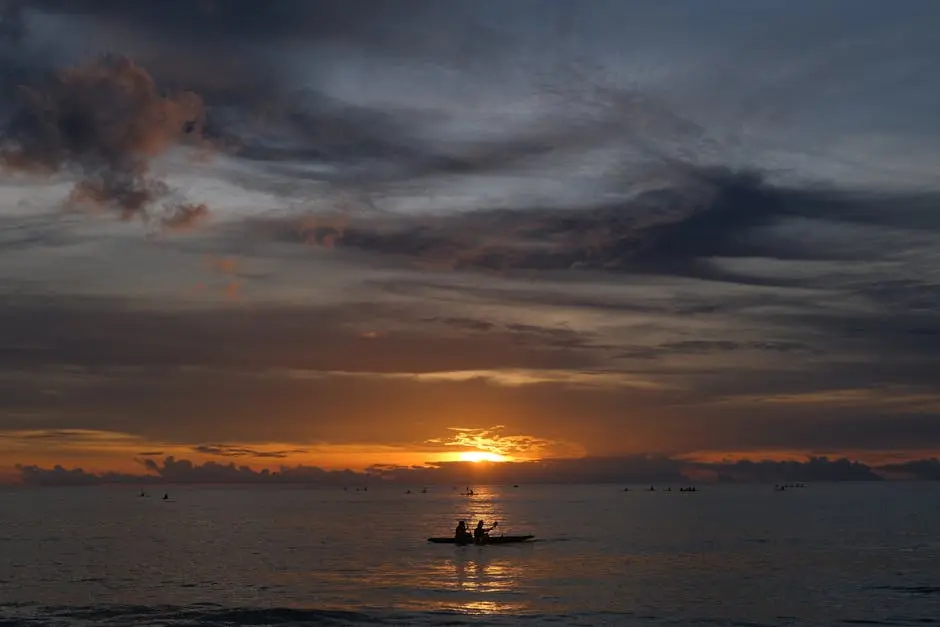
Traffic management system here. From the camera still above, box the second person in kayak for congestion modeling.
[474,520,496,544]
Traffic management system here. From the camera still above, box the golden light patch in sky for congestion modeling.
[454,450,510,463]
[1,424,582,481]
[426,425,584,462]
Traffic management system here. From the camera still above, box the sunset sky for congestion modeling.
[2,1,940,485]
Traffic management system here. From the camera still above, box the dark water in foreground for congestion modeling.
[1,483,939,626]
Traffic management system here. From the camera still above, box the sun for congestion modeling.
[457,450,509,463]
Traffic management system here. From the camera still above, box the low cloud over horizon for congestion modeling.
[14,453,940,487]
[2,1,940,475]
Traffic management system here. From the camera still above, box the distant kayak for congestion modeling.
[428,535,535,544]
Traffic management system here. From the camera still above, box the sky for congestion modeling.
[2,0,940,485]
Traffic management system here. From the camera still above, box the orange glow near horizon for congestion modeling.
[5,427,939,485]
[455,450,511,463]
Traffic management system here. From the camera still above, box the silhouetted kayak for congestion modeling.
[427,535,535,544]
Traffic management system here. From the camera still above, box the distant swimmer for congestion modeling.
[162,493,169,500]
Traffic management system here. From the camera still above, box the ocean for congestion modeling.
[1,482,938,626]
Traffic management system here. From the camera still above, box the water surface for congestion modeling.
[1,483,938,625]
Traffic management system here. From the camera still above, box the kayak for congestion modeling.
[428,535,535,544]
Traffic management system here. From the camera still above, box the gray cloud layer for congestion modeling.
[1,1,939,462]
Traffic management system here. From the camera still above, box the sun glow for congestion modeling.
[457,450,510,463]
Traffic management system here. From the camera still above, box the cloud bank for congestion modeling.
[15,454,928,487]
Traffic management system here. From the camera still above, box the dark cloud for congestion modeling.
[138,456,360,485]
[876,458,940,481]
[22,0,432,49]
[0,297,601,374]
[15,463,147,486]
[2,429,103,442]
[251,166,940,279]
[193,444,308,459]
[3,0,568,185]
[648,340,824,358]
[0,53,207,223]
[16,454,928,487]
[690,457,882,483]
[2,296,940,454]
[422,317,497,333]
[4,0,723,201]
[14,457,358,486]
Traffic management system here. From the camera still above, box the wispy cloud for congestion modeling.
[427,426,585,460]
[193,444,308,459]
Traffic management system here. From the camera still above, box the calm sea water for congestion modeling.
[1,483,939,626]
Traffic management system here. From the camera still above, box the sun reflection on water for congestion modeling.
[418,551,529,614]
[450,554,519,593]
[457,599,524,615]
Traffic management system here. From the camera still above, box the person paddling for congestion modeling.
[473,520,497,544]
[454,520,473,543]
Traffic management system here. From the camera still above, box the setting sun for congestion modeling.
[457,450,510,463]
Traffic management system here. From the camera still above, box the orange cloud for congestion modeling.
[1,54,207,224]
[427,425,585,462]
